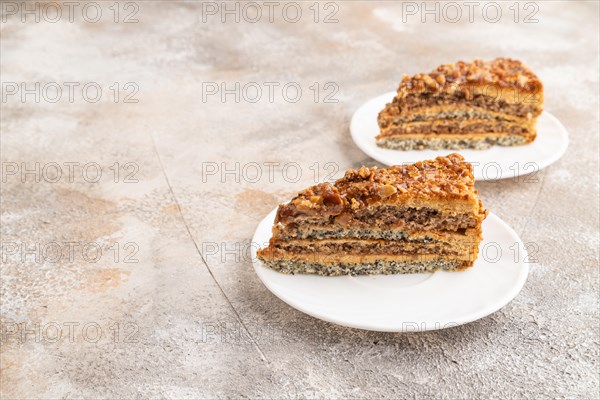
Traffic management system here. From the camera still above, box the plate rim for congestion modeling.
[350,91,569,181]
[251,208,529,332]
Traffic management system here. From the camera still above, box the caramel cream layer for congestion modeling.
[260,247,478,264]
[275,238,478,257]
[377,132,536,141]
[379,104,540,124]
[378,119,536,136]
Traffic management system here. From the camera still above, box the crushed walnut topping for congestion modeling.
[275,154,479,223]
[396,57,543,98]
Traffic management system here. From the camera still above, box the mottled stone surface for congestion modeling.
[1,1,598,399]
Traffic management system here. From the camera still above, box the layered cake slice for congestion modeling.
[257,154,488,276]
[377,58,544,150]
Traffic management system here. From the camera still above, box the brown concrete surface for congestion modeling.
[1,1,599,398]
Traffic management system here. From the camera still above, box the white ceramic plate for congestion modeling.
[350,92,569,181]
[252,209,529,332]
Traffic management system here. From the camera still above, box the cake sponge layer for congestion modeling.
[377,134,531,150]
[261,259,467,276]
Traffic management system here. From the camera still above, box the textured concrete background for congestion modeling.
[1,1,598,398]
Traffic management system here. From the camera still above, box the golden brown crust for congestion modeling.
[276,154,485,226]
[396,57,543,97]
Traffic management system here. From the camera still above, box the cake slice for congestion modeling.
[257,154,488,276]
[377,58,544,150]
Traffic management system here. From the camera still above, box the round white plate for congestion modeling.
[252,209,529,332]
[350,92,569,181]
